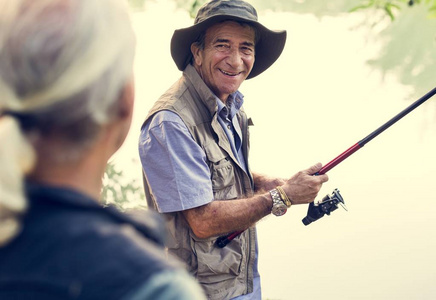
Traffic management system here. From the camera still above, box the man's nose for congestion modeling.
[226,48,243,67]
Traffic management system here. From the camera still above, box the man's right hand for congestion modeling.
[281,163,329,205]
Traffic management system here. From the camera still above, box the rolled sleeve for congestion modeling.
[139,110,213,213]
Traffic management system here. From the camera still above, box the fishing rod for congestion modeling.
[216,86,436,247]
[316,86,436,176]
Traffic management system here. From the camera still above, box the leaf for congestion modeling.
[389,3,402,9]
[349,1,377,12]
[385,4,396,20]
[101,161,145,210]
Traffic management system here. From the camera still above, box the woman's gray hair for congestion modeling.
[0,0,136,245]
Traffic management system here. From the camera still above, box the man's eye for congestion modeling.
[241,47,254,55]
[215,44,230,50]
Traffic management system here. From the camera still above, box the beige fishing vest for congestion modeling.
[142,65,256,299]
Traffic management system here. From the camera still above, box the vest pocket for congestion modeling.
[205,145,238,200]
[191,234,243,284]
[211,162,238,199]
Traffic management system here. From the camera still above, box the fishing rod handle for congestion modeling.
[215,231,243,248]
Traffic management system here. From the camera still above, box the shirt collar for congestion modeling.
[217,91,244,120]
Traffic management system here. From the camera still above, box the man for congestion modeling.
[139,0,329,299]
[0,0,205,299]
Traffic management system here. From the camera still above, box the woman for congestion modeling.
[0,0,205,299]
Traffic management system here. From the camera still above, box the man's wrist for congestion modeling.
[276,186,292,208]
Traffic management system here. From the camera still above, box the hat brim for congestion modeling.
[170,15,286,79]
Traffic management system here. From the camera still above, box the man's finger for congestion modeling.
[305,162,322,175]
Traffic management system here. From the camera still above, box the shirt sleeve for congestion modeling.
[123,269,206,300]
[138,110,214,213]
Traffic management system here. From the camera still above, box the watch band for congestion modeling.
[270,188,282,203]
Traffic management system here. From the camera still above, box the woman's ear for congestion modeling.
[118,77,135,120]
[106,77,135,153]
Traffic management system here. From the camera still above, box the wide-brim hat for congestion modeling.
[170,0,287,79]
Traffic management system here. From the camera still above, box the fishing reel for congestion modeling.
[302,188,347,225]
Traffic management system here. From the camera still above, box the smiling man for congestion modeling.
[138,0,329,299]
[191,21,255,102]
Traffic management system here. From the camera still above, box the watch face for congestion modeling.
[272,204,287,216]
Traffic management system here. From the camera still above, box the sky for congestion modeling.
[112,1,436,299]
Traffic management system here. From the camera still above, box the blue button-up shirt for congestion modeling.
[216,92,249,175]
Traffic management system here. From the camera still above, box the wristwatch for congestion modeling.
[270,188,287,216]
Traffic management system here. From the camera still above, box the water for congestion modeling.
[113,1,436,299]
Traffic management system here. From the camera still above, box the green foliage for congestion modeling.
[128,0,436,19]
[365,3,436,97]
[350,0,436,20]
[249,0,363,17]
[184,0,204,18]
[169,0,206,17]
[101,161,146,211]
[128,0,146,10]
[128,0,206,14]
[247,0,436,97]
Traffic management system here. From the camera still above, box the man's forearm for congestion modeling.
[183,172,287,239]
[182,192,272,239]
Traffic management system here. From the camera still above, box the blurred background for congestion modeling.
[105,0,436,299]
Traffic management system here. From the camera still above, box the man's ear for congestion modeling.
[190,43,202,67]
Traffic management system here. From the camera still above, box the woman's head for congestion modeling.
[0,0,136,245]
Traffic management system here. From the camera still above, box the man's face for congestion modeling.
[191,21,256,102]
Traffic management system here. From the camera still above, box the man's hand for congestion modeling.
[281,163,328,205]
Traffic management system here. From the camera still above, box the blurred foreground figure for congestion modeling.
[0,0,205,299]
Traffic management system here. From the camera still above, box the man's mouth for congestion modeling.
[219,69,242,77]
